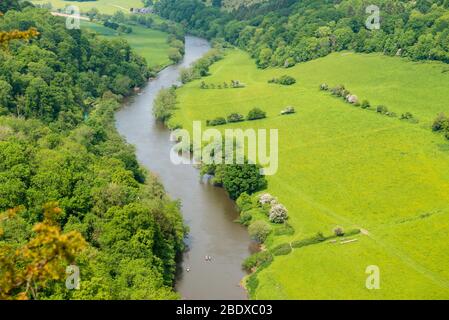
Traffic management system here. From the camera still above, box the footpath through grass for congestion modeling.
[172,49,449,299]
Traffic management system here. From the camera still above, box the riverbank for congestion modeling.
[115,36,252,300]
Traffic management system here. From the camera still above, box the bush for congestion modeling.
[239,211,252,226]
[227,113,245,123]
[344,228,361,237]
[269,204,288,223]
[168,47,183,63]
[153,88,176,122]
[281,106,295,115]
[278,75,296,85]
[248,221,272,243]
[376,105,388,114]
[333,226,345,237]
[236,192,254,212]
[247,108,266,121]
[104,20,119,30]
[346,94,358,104]
[361,100,371,109]
[206,117,227,126]
[230,80,245,88]
[432,113,449,132]
[291,232,326,248]
[272,243,292,256]
[268,75,296,86]
[274,222,295,236]
[242,251,273,271]
[330,84,345,96]
[258,193,276,205]
[401,112,414,120]
[319,83,329,91]
[284,58,296,68]
[181,68,198,84]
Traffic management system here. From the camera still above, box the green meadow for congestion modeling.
[81,21,171,69]
[32,0,143,15]
[172,50,449,299]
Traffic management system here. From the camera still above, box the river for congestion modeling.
[115,36,252,300]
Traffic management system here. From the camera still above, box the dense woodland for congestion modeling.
[155,0,449,68]
[0,3,185,299]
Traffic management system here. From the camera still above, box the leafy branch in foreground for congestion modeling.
[0,203,87,300]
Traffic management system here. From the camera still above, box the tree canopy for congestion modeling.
[155,0,449,68]
[0,6,185,299]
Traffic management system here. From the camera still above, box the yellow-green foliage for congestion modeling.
[173,49,449,299]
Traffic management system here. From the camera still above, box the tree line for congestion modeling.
[0,4,185,299]
[155,0,449,68]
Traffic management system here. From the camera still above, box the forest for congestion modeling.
[0,2,185,299]
[155,0,449,68]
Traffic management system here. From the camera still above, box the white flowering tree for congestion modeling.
[269,204,288,223]
[259,193,275,205]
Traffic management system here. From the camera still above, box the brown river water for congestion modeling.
[115,36,253,300]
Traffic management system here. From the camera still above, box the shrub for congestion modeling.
[346,94,358,104]
[278,75,296,85]
[180,67,198,84]
[206,117,227,126]
[168,47,182,63]
[330,85,345,96]
[291,232,326,248]
[376,105,388,114]
[242,251,273,271]
[269,75,296,86]
[269,204,288,223]
[333,226,345,237]
[230,80,245,88]
[248,221,272,243]
[432,113,449,132]
[272,243,292,256]
[401,112,413,120]
[319,83,329,91]
[239,211,252,226]
[274,222,295,236]
[281,106,295,115]
[153,88,176,122]
[284,57,296,68]
[258,193,276,205]
[236,192,254,212]
[344,228,361,237]
[227,113,245,123]
[247,108,266,121]
[361,100,370,109]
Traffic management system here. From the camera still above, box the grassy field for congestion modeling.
[32,0,143,15]
[172,49,449,299]
[81,21,171,69]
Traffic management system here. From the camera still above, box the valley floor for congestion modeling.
[171,49,449,299]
